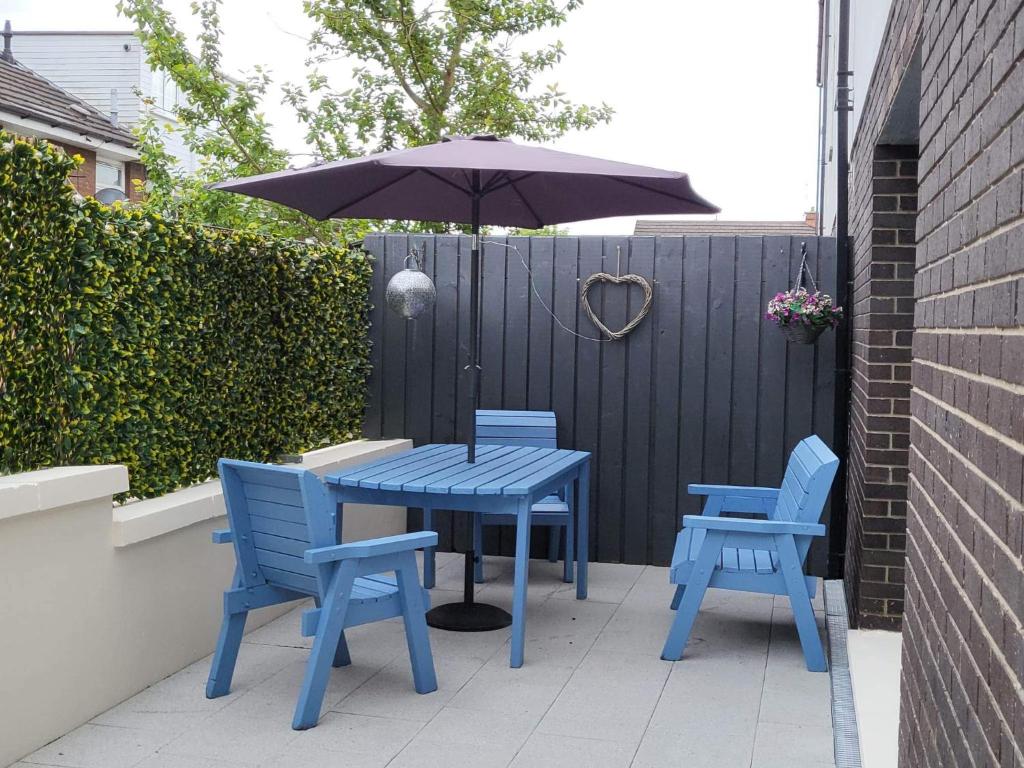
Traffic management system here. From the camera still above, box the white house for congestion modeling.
[10,28,200,173]
[816,0,900,235]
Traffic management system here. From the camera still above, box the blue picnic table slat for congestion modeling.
[375,445,506,491]
[334,444,460,486]
[404,444,523,492]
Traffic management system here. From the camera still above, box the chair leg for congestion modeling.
[776,534,827,672]
[661,531,724,662]
[670,585,684,610]
[332,631,352,668]
[293,562,356,730]
[547,525,561,563]
[422,506,435,589]
[563,486,575,583]
[473,513,484,583]
[206,609,247,698]
[395,552,438,694]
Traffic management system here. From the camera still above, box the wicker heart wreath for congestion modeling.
[580,271,654,341]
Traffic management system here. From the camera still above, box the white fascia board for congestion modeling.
[0,111,140,162]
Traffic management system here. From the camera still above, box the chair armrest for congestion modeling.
[683,515,825,537]
[687,484,780,499]
[304,531,439,564]
[212,529,233,544]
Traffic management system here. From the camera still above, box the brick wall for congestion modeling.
[52,141,96,198]
[125,161,146,203]
[846,144,918,629]
[844,0,923,630]
[898,0,1024,764]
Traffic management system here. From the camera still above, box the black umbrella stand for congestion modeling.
[425,171,513,632]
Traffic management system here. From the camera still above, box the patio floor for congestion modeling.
[16,554,834,768]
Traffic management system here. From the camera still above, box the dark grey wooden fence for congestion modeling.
[362,234,838,574]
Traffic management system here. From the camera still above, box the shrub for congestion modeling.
[0,131,372,498]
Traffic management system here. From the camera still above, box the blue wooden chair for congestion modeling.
[476,410,572,583]
[207,459,438,730]
[661,435,839,672]
[420,410,574,588]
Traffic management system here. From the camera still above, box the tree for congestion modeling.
[285,0,613,159]
[119,0,612,238]
[119,0,356,242]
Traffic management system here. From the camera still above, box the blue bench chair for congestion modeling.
[661,435,839,671]
[207,458,438,729]
[474,410,573,583]
[420,409,574,588]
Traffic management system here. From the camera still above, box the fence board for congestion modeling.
[364,234,838,573]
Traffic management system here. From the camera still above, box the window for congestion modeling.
[96,159,124,190]
[151,67,178,110]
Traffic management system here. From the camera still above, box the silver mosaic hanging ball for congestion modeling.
[385,250,436,320]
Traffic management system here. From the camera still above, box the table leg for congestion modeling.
[510,496,531,668]
[563,481,575,584]
[576,463,589,600]
[422,506,435,589]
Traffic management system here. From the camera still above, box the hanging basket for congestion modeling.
[766,242,843,345]
[779,322,828,345]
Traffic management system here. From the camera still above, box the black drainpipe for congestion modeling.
[828,0,853,580]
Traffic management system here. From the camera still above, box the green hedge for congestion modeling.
[0,131,372,498]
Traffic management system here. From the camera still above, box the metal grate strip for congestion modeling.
[825,579,863,768]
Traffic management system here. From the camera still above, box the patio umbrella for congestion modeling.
[212,134,719,461]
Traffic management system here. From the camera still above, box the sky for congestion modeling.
[2,0,822,235]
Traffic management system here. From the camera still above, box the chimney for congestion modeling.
[2,20,13,63]
[804,209,818,230]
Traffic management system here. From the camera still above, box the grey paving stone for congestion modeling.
[24,724,174,768]
[536,650,669,743]
[750,720,836,767]
[510,732,636,767]
[632,721,757,767]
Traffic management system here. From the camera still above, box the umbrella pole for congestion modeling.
[467,177,481,463]
[425,180,512,632]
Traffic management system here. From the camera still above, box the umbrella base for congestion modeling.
[424,549,512,632]
[426,601,512,632]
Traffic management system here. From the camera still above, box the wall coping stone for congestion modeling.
[0,465,130,522]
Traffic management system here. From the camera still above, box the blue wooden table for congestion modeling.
[324,443,591,667]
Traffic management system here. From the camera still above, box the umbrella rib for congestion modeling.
[609,175,709,208]
[418,168,473,196]
[323,168,422,219]
[506,177,545,229]
[482,172,535,196]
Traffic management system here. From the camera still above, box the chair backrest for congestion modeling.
[771,436,840,561]
[218,458,335,597]
[475,409,557,448]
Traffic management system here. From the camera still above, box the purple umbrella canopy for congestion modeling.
[211,134,719,226]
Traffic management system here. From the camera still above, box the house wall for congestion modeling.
[12,32,143,126]
[0,439,411,767]
[820,0,898,235]
[898,0,1024,764]
[13,31,199,173]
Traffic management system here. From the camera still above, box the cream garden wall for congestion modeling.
[0,439,410,766]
